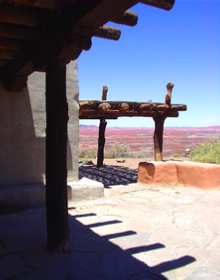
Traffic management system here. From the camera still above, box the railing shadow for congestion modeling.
[0,209,196,279]
[79,165,138,188]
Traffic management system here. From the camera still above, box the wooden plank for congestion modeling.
[45,60,70,252]
[111,10,138,26]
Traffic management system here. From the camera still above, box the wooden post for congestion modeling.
[153,113,165,161]
[45,59,70,252]
[153,83,174,161]
[97,86,108,168]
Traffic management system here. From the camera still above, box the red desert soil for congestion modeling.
[94,157,191,170]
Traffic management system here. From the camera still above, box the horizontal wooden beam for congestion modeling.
[2,0,76,10]
[79,109,179,119]
[0,23,40,41]
[73,25,121,41]
[111,10,138,27]
[0,5,51,27]
[79,100,187,112]
[2,1,104,91]
[93,26,121,41]
[140,0,175,11]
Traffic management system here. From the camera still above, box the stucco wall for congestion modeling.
[0,60,79,187]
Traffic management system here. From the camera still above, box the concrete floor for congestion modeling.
[1,183,220,279]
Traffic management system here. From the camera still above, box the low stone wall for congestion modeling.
[138,161,220,190]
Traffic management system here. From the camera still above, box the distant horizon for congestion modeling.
[79,124,220,129]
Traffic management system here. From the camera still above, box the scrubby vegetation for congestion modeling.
[191,139,220,164]
[79,143,148,159]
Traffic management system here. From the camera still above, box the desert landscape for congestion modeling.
[79,125,220,159]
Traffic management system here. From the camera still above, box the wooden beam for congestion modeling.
[2,0,77,10]
[111,10,138,26]
[0,37,27,50]
[3,0,104,91]
[79,109,179,119]
[0,23,40,41]
[72,25,121,41]
[45,59,70,252]
[0,5,51,27]
[98,102,111,111]
[93,26,121,41]
[140,0,175,11]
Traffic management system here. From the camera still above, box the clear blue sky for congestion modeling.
[78,0,220,128]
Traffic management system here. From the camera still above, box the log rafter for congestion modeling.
[0,0,175,91]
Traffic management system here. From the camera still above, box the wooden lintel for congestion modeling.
[111,10,138,26]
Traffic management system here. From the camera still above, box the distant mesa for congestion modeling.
[79,125,98,128]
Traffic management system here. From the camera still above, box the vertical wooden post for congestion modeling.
[153,113,165,161]
[97,86,108,168]
[45,59,70,252]
[153,83,174,161]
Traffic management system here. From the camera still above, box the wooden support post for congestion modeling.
[45,59,70,252]
[97,118,107,168]
[153,83,174,161]
[153,113,165,161]
[97,86,108,168]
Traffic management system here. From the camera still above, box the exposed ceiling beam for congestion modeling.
[140,0,175,11]
[111,10,138,27]
[2,0,104,91]
[1,0,78,10]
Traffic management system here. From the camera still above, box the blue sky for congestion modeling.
[78,0,220,128]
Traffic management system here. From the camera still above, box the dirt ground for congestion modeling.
[97,157,191,169]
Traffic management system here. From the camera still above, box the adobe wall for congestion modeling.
[0,61,79,188]
[138,161,220,190]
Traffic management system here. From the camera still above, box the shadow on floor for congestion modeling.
[79,165,138,188]
[0,209,196,279]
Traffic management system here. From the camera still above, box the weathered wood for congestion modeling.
[165,82,174,106]
[3,0,103,91]
[45,60,70,252]
[79,100,95,109]
[98,102,111,111]
[153,82,174,161]
[171,104,187,111]
[3,0,76,10]
[153,114,166,161]
[97,118,107,168]
[140,0,175,11]
[0,23,40,41]
[111,10,138,26]
[139,103,156,110]
[102,86,108,100]
[93,26,121,40]
[79,109,179,119]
